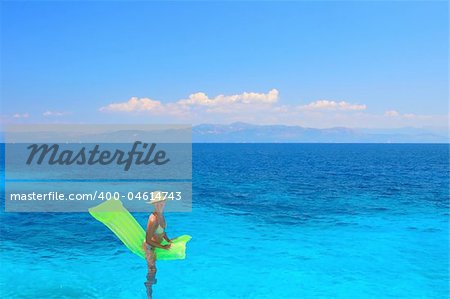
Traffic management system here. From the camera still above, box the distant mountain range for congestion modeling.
[192,122,449,143]
[1,122,448,143]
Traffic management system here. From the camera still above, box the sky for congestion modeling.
[0,1,448,128]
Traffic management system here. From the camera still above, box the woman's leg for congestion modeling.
[143,243,157,298]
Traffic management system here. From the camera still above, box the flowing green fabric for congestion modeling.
[155,235,192,260]
[88,199,191,260]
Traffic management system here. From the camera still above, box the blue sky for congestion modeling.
[1,1,448,128]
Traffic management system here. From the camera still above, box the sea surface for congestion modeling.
[1,144,449,298]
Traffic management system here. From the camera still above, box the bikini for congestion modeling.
[155,224,165,235]
[154,212,165,236]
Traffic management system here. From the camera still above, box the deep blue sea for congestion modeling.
[1,144,449,298]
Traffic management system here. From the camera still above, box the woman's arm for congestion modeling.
[163,233,172,243]
[146,239,168,249]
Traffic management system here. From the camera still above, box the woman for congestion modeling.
[142,192,172,298]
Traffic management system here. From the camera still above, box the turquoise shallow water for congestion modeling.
[1,144,449,298]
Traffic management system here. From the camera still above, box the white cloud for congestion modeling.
[385,110,400,117]
[299,100,367,111]
[99,89,280,118]
[100,89,280,114]
[403,113,417,119]
[43,111,68,117]
[13,113,29,118]
[178,89,279,106]
[98,90,447,128]
[99,97,164,112]
[385,110,418,119]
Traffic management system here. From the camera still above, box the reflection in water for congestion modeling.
[144,245,157,299]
